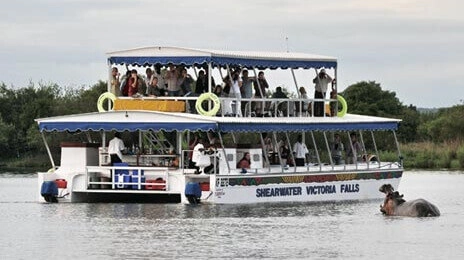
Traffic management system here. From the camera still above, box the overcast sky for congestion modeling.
[1,0,463,108]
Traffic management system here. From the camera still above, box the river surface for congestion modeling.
[0,171,463,259]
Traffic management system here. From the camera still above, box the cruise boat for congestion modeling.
[36,46,403,204]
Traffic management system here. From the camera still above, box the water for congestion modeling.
[1,171,463,259]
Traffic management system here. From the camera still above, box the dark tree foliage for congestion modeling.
[341,81,420,143]
[418,105,464,142]
[0,81,106,159]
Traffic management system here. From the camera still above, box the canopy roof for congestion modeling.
[36,111,400,133]
[107,46,337,69]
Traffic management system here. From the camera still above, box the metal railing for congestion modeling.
[85,165,170,191]
[116,96,338,118]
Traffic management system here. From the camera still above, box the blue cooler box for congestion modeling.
[131,176,146,190]
[115,174,131,189]
[114,162,129,176]
[130,169,144,177]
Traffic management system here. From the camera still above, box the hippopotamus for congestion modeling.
[379,184,440,217]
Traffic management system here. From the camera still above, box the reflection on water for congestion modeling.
[0,171,463,259]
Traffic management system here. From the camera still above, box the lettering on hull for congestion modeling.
[255,184,360,198]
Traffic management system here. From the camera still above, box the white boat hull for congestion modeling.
[204,170,402,204]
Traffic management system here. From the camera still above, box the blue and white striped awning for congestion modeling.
[107,46,337,70]
[36,111,399,133]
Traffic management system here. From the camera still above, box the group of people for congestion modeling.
[110,65,194,98]
[330,132,364,165]
[110,65,336,117]
[107,130,364,176]
[268,132,364,167]
[212,69,270,116]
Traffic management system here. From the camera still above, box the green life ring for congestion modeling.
[196,93,221,116]
[97,92,117,112]
[337,95,348,117]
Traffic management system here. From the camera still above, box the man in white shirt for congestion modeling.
[192,138,211,174]
[293,135,309,166]
[108,132,125,165]
[313,69,333,117]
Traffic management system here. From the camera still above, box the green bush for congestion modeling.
[457,145,464,168]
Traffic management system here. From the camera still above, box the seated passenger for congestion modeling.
[237,152,251,169]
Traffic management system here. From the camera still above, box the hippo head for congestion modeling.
[379,184,395,194]
[380,188,407,215]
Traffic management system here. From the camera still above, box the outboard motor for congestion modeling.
[185,182,202,204]
[41,181,58,203]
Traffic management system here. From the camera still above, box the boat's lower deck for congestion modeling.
[40,162,402,204]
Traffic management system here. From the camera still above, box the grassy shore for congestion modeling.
[380,140,464,170]
[2,154,51,172]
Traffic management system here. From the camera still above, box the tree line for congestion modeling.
[0,80,462,168]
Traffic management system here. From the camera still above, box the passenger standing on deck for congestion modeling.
[230,70,242,116]
[293,135,309,166]
[110,67,121,96]
[279,141,293,166]
[153,65,166,96]
[188,133,200,170]
[313,69,333,117]
[128,69,145,97]
[272,86,288,116]
[296,86,309,116]
[144,68,154,95]
[330,133,344,165]
[254,71,269,116]
[120,70,132,96]
[195,70,207,95]
[178,68,193,96]
[241,69,254,115]
[165,65,180,96]
[147,77,161,97]
[221,76,233,115]
[346,132,363,164]
[108,132,125,165]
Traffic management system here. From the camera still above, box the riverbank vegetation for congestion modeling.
[0,80,462,170]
